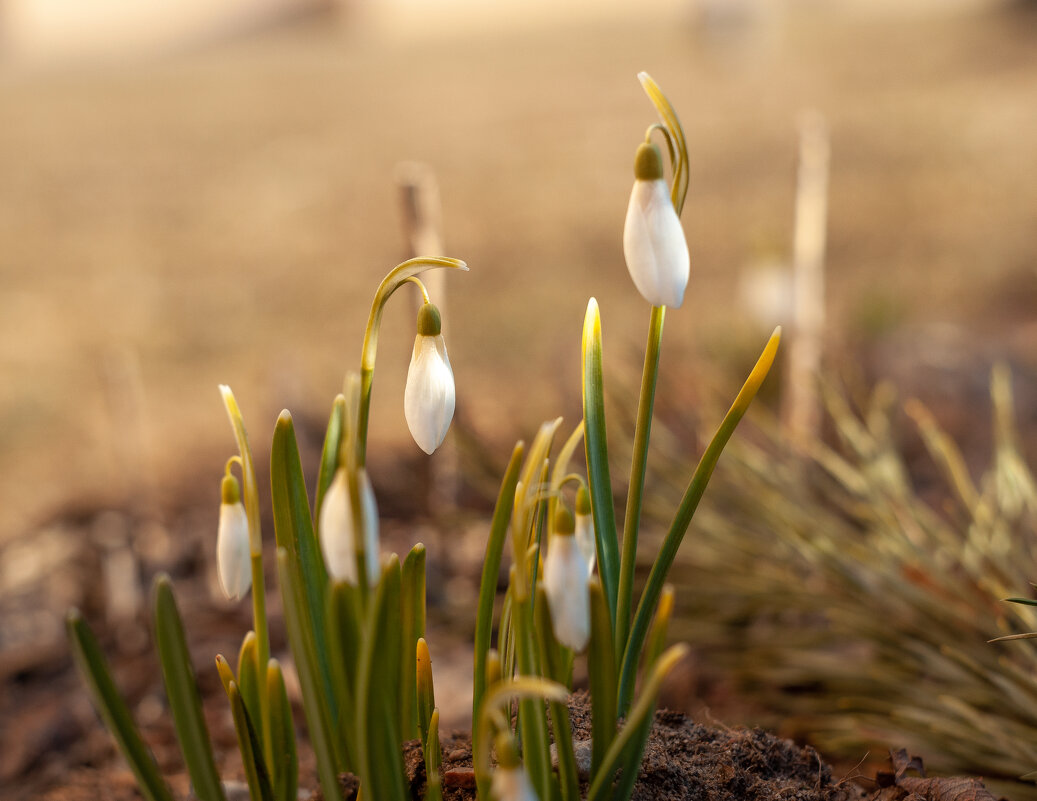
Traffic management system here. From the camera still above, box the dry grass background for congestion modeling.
[1,1,1036,547]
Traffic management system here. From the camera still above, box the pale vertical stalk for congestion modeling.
[397,164,459,513]
[616,304,665,663]
[783,111,829,451]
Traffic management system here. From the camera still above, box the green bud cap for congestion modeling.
[575,485,591,516]
[495,732,521,768]
[634,141,664,181]
[416,302,442,337]
[554,505,575,536]
[221,473,241,505]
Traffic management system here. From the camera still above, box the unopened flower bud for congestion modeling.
[217,474,251,601]
[319,467,380,585]
[405,303,456,455]
[623,141,690,308]
[544,507,591,652]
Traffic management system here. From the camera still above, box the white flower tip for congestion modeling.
[405,335,455,455]
[319,469,356,583]
[217,501,252,601]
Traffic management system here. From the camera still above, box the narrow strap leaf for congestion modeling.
[265,660,298,801]
[276,548,341,801]
[587,645,688,801]
[416,638,436,748]
[236,632,265,767]
[618,328,780,714]
[356,558,408,801]
[224,680,275,801]
[473,440,525,800]
[400,543,427,740]
[512,592,556,801]
[587,579,617,778]
[152,576,227,801]
[326,580,360,772]
[424,708,444,801]
[315,394,347,521]
[271,412,333,711]
[66,609,175,801]
[535,588,579,801]
[582,299,620,627]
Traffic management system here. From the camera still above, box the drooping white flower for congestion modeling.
[574,486,596,578]
[544,507,591,652]
[405,302,455,455]
[622,141,690,308]
[319,467,380,586]
[491,765,539,801]
[217,474,252,601]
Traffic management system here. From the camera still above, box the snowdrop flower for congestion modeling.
[319,467,380,586]
[405,302,455,455]
[574,486,596,577]
[544,506,591,652]
[622,141,690,308]
[217,473,252,601]
[492,733,538,801]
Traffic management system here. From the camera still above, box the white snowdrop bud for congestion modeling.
[319,467,381,586]
[217,474,252,601]
[492,733,539,801]
[405,303,456,455]
[622,141,690,308]
[544,507,591,652]
[574,486,596,578]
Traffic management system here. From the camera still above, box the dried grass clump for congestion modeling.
[635,365,1037,801]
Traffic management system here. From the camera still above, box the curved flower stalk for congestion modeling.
[405,302,455,455]
[623,140,690,309]
[319,466,380,586]
[216,471,251,601]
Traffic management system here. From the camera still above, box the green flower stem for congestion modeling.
[355,257,467,468]
[220,386,270,672]
[66,609,175,801]
[586,645,689,801]
[617,328,780,715]
[582,299,620,627]
[616,304,665,664]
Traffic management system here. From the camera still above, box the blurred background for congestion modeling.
[3,0,1037,796]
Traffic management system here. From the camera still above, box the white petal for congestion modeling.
[358,469,381,586]
[623,178,690,308]
[319,469,357,583]
[491,766,539,801]
[319,468,381,586]
[217,501,252,600]
[405,334,456,455]
[544,536,591,652]
[574,513,596,578]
